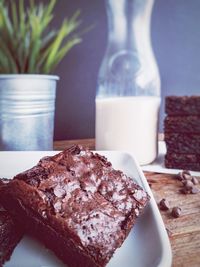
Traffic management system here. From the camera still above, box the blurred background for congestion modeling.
[51,0,200,140]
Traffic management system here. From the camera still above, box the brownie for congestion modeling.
[165,158,200,171]
[164,115,200,133]
[0,204,22,265]
[165,133,200,154]
[165,96,200,115]
[165,152,200,164]
[0,145,150,267]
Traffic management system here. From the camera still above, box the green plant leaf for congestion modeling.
[41,31,57,51]
[0,49,10,73]
[0,1,13,37]
[28,39,41,73]
[47,36,82,73]
[0,0,87,74]
[43,20,69,73]
[39,0,55,30]
[43,0,56,18]
[11,1,18,32]
[0,38,18,72]
[19,0,25,38]
[43,12,82,73]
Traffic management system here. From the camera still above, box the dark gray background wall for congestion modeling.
[53,0,200,141]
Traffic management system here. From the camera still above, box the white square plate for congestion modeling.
[0,151,172,267]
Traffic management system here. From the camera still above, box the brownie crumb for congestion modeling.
[159,198,170,211]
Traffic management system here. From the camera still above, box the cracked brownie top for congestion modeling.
[5,145,149,264]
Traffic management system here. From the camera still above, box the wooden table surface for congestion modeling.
[54,139,200,267]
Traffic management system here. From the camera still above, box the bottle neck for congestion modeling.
[106,0,154,51]
[97,0,160,98]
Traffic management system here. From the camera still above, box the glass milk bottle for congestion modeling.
[95,0,161,165]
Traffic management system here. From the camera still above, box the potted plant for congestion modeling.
[0,0,82,150]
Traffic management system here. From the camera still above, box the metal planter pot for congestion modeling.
[0,75,59,151]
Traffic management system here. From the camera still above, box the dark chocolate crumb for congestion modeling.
[159,198,170,211]
[171,207,181,218]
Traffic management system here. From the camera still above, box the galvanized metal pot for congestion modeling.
[0,75,59,151]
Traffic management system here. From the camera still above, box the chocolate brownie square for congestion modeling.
[165,96,200,115]
[165,155,200,171]
[164,115,200,133]
[165,133,200,154]
[0,145,150,267]
[165,152,200,164]
[0,205,22,265]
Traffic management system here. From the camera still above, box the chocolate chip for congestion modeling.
[171,207,181,218]
[191,177,199,185]
[183,180,194,191]
[159,198,170,211]
[191,187,199,194]
[177,172,185,181]
[183,173,192,180]
[182,170,191,176]
[177,170,191,181]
